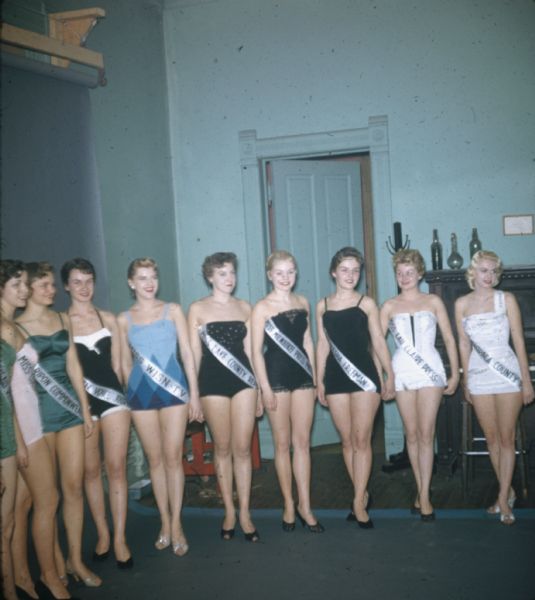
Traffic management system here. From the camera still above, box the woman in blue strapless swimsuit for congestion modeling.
[16,261,101,593]
[381,249,459,521]
[62,257,132,568]
[118,258,201,557]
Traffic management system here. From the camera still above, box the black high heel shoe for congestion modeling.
[347,492,371,522]
[244,529,260,542]
[220,528,235,540]
[420,511,436,522]
[116,556,134,569]
[92,549,110,562]
[36,579,80,600]
[356,517,374,529]
[14,586,39,600]
[295,506,325,533]
[282,520,296,532]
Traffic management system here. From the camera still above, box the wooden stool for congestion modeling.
[460,400,529,500]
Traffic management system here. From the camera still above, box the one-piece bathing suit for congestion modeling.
[198,321,256,397]
[127,303,189,410]
[74,311,127,419]
[0,339,17,458]
[322,296,380,395]
[389,311,446,391]
[462,290,522,396]
[18,314,83,433]
[264,309,314,393]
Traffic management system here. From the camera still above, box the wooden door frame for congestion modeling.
[238,115,393,304]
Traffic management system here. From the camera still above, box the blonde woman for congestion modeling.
[251,251,322,533]
[455,250,534,525]
[381,249,459,520]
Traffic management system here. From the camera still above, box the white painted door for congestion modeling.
[269,157,365,448]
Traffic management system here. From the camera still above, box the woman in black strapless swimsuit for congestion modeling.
[188,253,261,542]
[252,251,322,533]
[316,247,394,528]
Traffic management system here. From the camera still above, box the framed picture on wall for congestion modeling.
[502,214,534,236]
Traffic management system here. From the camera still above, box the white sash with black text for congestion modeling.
[84,378,126,407]
[471,341,521,389]
[264,318,313,377]
[326,335,377,392]
[33,363,82,419]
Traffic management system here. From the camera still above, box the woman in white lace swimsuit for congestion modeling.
[455,250,534,525]
[381,250,459,521]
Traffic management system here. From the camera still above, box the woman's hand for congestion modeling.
[16,443,29,469]
[188,395,204,423]
[261,387,277,411]
[83,410,95,437]
[522,380,535,406]
[255,391,264,417]
[444,373,460,396]
[381,375,395,401]
[317,382,328,407]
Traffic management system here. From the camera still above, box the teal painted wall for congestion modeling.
[47,0,179,311]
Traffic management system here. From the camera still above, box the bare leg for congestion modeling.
[18,438,68,598]
[202,396,235,532]
[230,389,257,535]
[1,455,18,600]
[83,419,110,556]
[266,391,293,523]
[158,405,189,553]
[54,427,101,586]
[101,409,131,562]
[11,474,37,598]
[327,394,354,485]
[395,391,421,506]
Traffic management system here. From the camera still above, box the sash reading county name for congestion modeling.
[471,340,521,389]
[264,318,313,377]
[84,378,126,407]
[199,325,256,388]
[33,362,83,419]
[388,319,446,387]
[326,334,377,392]
[130,345,189,402]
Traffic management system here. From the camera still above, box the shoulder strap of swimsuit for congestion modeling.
[356,295,365,309]
[95,309,105,328]
[15,322,31,337]
[162,303,170,319]
[57,312,65,328]
[324,297,328,311]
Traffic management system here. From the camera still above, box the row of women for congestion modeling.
[1,246,533,599]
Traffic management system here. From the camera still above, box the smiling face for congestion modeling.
[1,271,29,310]
[395,262,421,291]
[209,262,236,294]
[128,266,159,300]
[30,273,56,307]
[65,269,95,303]
[332,257,361,290]
[268,259,297,292]
[473,258,499,290]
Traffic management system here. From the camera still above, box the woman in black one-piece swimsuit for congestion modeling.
[316,247,394,528]
[188,252,261,542]
[252,251,323,533]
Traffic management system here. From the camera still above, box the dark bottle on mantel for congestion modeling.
[469,227,482,258]
[430,229,443,270]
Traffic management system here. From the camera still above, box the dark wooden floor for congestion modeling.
[176,406,535,512]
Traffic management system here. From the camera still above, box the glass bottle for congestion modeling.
[447,233,463,269]
[469,227,482,258]
[430,229,443,270]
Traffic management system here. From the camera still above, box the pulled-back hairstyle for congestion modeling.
[266,250,297,273]
[202,252,237,285]
[60,257,96,285]
[0,259,26,289]
[465,250,503,290]
[127,257,159,280]
[392,249,425,276]
[329,246,364,275]
[26,261,54,287]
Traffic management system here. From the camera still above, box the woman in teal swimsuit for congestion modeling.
[16,262,101,590]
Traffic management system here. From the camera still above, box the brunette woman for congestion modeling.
[455,250,534,524]
[251,251,322,533]
[188,252,261,542]
[62,258,132,567]
[380,249,459,520]
[316,247,394,528]
[15,262,100,589]
[118,258,201,556]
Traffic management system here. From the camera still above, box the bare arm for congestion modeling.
[63,312,94,437]
[315,300,330,406]
[251,300,275,411]
[186,303,203,377]
[102,310,123,385]
[170,303,203,422]
[505,293,535,405]
[300,297,317,385]
[454,296,472,404]
[432,295,459,395]
[117,312,133,386]
[364,298,395,400]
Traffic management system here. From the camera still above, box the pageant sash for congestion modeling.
[199,325,256,388]
[16,352,35,383]
[388,319,446,387]
[84,378,126,407]
[33,363,82,419]
[0,362,10,399]
[130,345,189,402]
[326,335,376,392]
[264,318,313,377]
[471,340,521,389]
